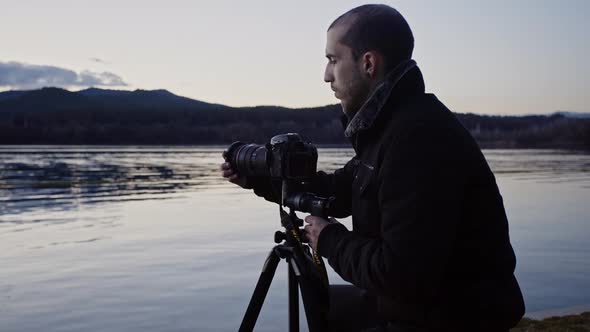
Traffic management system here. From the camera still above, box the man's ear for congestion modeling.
[361,51,382,79]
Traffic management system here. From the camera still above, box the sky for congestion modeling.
[1,0,588,115]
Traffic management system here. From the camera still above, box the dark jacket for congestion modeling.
[309,61,525,331]
[252,61,525,331]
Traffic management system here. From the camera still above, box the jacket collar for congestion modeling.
[343,59,424,138]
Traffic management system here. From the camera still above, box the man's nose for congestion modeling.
[324,66,333,83]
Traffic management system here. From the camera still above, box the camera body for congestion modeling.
[225,133,334,218]
[225,133,318,181]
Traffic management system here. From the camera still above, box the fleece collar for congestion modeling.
[344,59,418,138]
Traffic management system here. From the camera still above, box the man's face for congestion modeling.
[324,24,371,117]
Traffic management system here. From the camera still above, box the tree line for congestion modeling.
[0,88,588,149]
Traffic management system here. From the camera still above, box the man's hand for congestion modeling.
[304,216,331,251]
[220,151,249,188]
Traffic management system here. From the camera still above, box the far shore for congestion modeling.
[513,310,590,331]
[526,305,590,320]
[0,144,588,151]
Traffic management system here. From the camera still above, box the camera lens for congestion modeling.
[225,142,269,177]
[284,192,333,218]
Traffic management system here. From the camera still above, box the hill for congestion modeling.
[0,87,588,149]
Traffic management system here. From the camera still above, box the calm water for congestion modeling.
[1,146,589,331]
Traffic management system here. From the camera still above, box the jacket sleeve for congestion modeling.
[306,157,357,218]
[317,125,465,305]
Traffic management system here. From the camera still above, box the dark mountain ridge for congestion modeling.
[0,87,588,149]
[2,87,98,111]
[0,87,227,111]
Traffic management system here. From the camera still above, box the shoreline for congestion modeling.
[513,311,590,331]
[0,143,588,152]
[525,304,590,320]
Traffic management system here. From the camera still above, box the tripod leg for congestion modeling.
[299,280,330,332]
[288,258,299,332]
[239,248,282,332]
[293,249,330,332]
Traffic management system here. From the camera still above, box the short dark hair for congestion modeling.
[329,4,414,71]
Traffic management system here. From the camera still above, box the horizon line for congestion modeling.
[0,86,587,117]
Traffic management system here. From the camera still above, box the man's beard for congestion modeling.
[340,81,371,120]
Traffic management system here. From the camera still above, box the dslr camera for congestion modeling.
[224,133,333,218]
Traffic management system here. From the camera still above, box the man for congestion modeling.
[222,4,524,331]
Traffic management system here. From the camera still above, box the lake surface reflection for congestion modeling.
[1,146,589,331]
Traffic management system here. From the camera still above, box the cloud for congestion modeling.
[0,61,128,90]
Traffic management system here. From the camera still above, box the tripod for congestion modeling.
[239,208,330,332]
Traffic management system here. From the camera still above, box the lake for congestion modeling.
[1,146,589,331]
